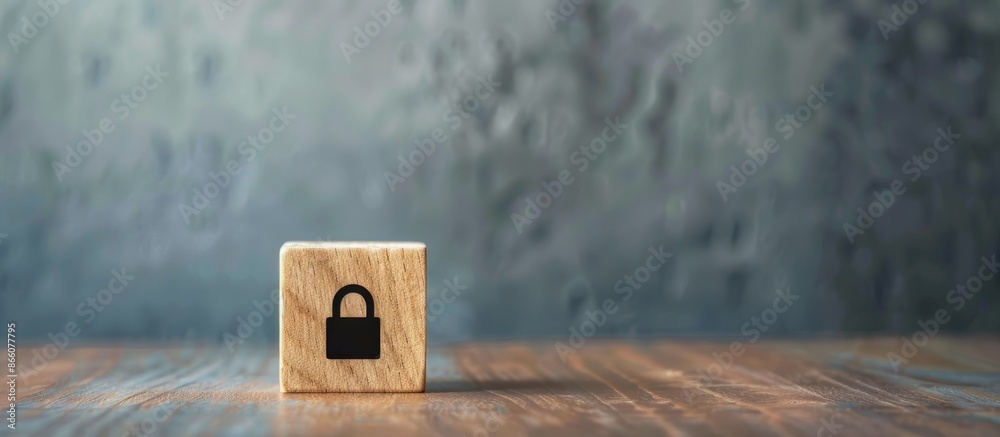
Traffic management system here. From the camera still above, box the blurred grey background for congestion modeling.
[1,0,998,345]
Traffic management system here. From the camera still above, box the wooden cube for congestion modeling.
[279,242,426,393]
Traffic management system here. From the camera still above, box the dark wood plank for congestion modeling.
[12,337,1000,436]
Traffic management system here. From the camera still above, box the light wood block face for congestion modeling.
[279,242,426,393]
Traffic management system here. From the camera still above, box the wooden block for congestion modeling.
[279,241,426,393]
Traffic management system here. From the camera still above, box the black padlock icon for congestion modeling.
[326,284,381,359]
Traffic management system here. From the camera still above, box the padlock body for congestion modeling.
[326,317,381,359]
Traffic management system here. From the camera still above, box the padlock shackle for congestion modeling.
[332,284,375,318]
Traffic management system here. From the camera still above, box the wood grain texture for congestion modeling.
[279,242,426,393]
[15,337,1000,436]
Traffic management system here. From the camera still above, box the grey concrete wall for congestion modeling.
[1,0,997,345]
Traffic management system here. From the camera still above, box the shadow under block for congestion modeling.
[279,242,426,393]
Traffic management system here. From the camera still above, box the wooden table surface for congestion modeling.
[15,337,1000,436]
